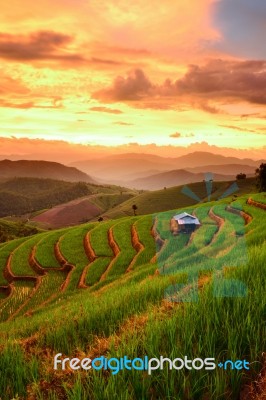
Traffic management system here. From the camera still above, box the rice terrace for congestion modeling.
[0,181,265,399]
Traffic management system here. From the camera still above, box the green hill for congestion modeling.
[0,190,265,399]
[104,177,257,218]
[0,219,40,243]
[0,177,135,220]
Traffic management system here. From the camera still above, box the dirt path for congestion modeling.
[29,246,46,275]
[83,231,97,262]
[208,206,225,244]
[54,238,75,291]
[150,217,165,264]
[247,197,266,211]
[4,253,37,283]
[78,229,100,288]
[225,205,253,225]
[99,227,120,281]
[126,223,144,272]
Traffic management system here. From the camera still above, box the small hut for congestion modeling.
[171,212,200,235]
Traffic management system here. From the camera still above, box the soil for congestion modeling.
[31,196,101,228]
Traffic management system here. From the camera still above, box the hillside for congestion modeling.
[103,178,257,219]
[0,192,265,399]
[0,177,93,218]
[0,219,40,243]
[31,192,136,228]
[0,159,96,183]
[0,177,135,222]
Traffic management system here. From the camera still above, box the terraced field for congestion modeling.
[0,192,265,400]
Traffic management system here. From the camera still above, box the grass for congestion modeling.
[0,237,29,286]
[132,216,156,269]
[104,178,257,219]
[91,192,136,211]
[163,202,248,277]
[89,220,114,257]
[86,257,111,286]
[250,192,266,204]
[35,229,70,268]
[163,205,218,269]
[15,270,67,317]
[0,280,35,322]
[59,223,94,290]
[0,191,264,399]
[11,234,47,276]
[107,218,137,279]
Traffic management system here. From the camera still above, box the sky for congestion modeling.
[0,0,265,160]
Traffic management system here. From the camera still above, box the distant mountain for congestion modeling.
[0,160,96,183]
[172,152,263,168]
[70,154,175,181]
[128,169,236,190]
[186,164,256,175]
[70,152,262,184]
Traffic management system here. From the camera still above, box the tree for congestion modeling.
[256,163,266,192]
[236,173,246,180]
[132,204,138,216]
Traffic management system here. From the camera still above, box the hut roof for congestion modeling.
[173,212,200,225]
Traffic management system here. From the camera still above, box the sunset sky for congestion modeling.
[0,0,265,160]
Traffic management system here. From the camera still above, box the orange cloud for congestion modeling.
[218,125,258,133]
[93,60,266,109]
[93,69,152,102]
[0,31,83,62]
[170,132,195,138]
[89,106,123,114]
[113,121,134,126]
[0,137,265,163]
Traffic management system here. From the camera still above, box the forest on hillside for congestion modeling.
[0,177,91,217]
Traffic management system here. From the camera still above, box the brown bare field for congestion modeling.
[31,196,102,228]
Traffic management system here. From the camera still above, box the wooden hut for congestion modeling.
[171,212,200,234]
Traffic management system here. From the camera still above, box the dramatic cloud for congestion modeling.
[93,60,266,108]
[93,69,153,101]
[89,106,123,114]
[0,31,84,62]
[175,60,266,104]
[0,0,265,154]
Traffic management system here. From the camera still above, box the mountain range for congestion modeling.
[0,160,95,183]
[70,151,261,188]
[0,152,262,191]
